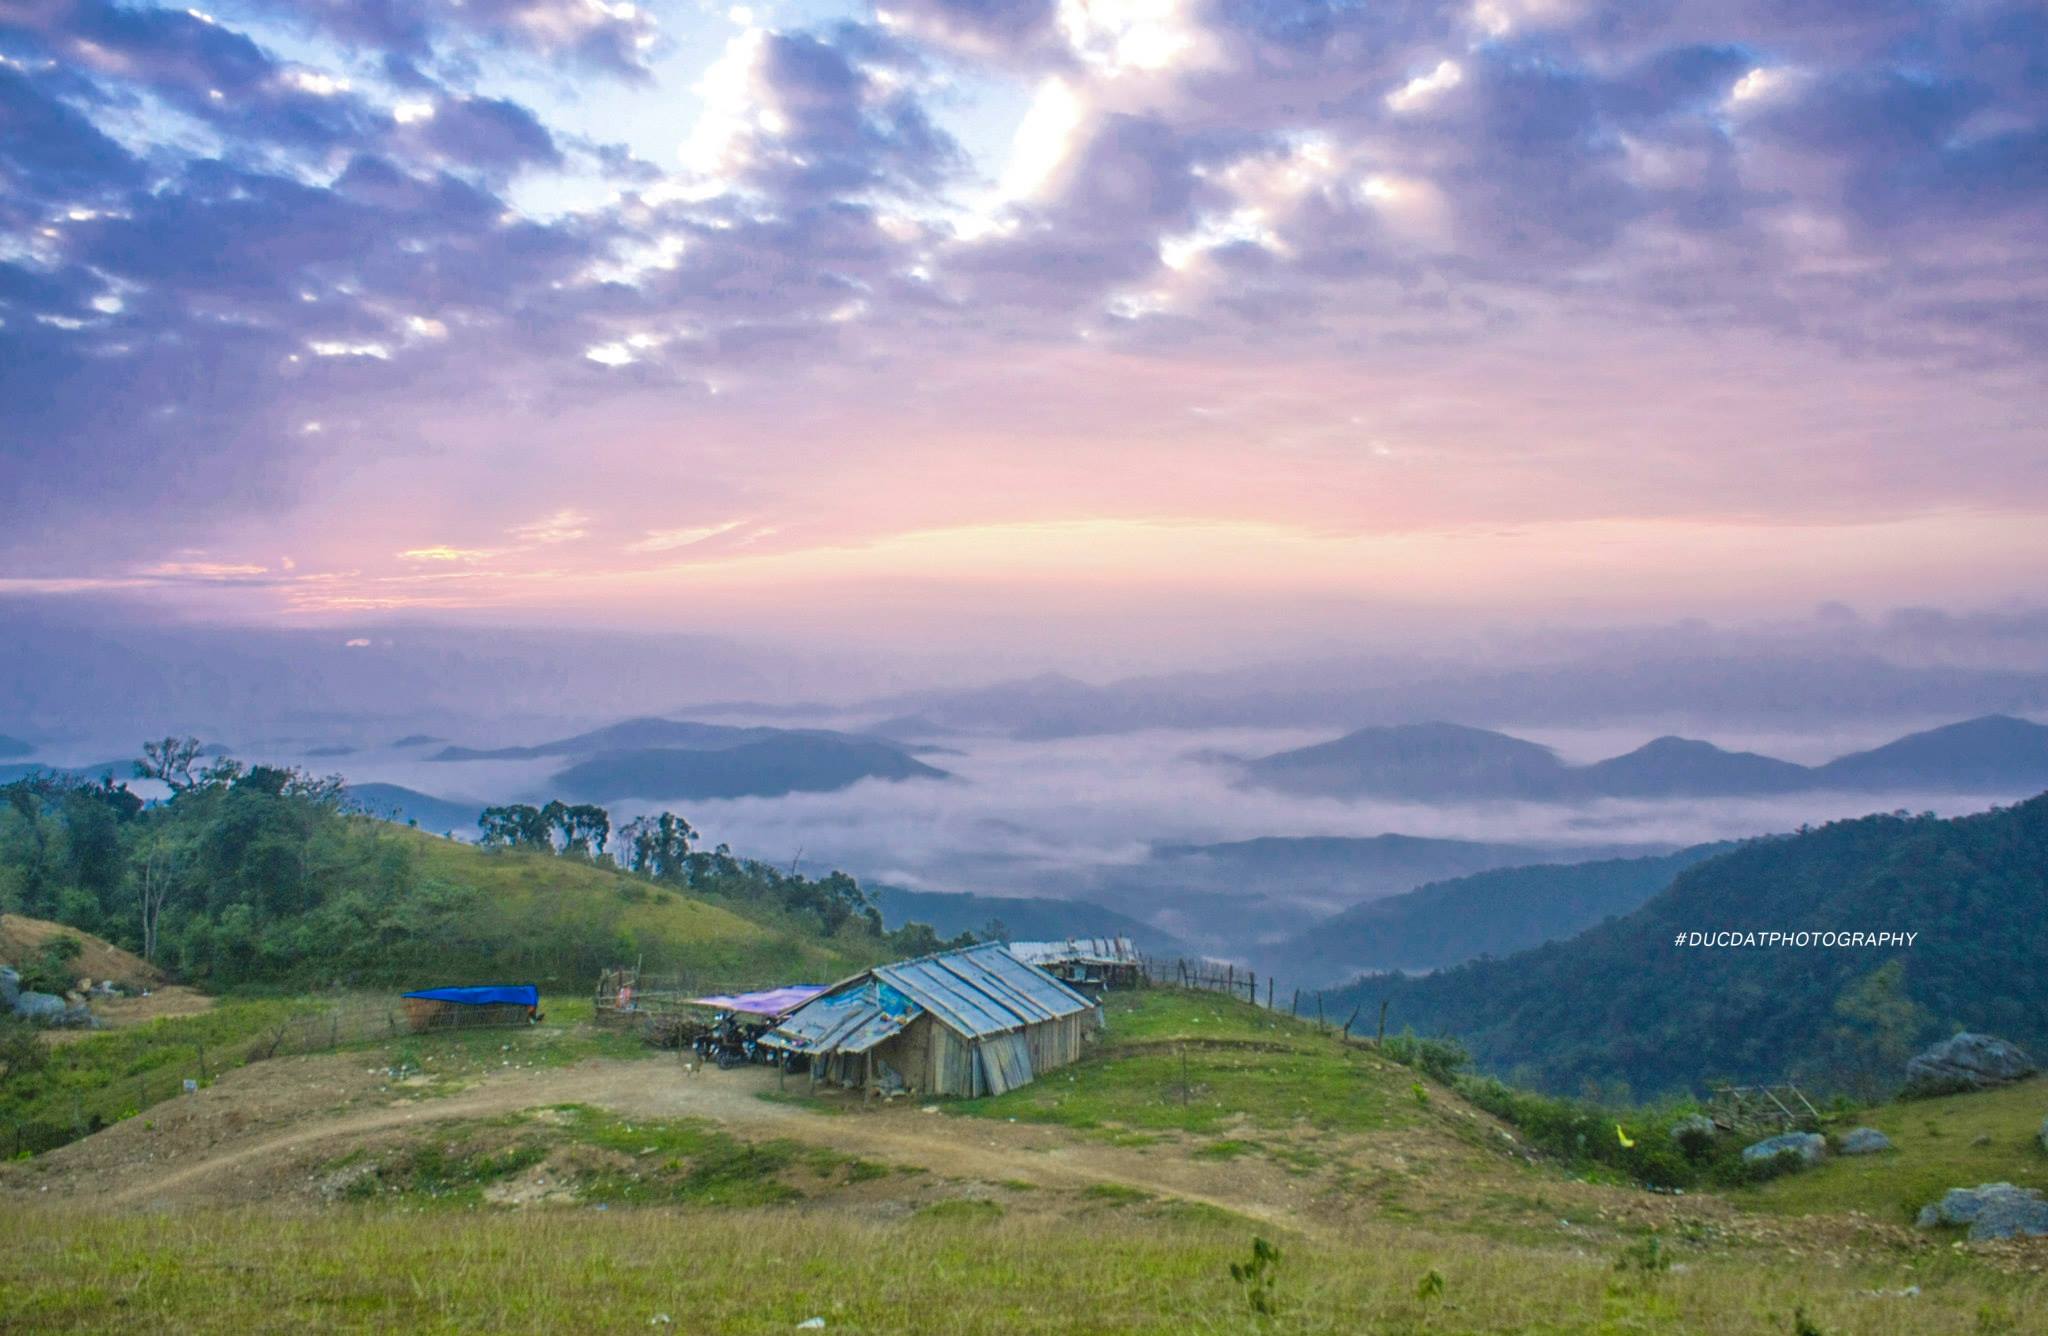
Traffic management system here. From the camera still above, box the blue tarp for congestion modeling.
[402,985,539,1007]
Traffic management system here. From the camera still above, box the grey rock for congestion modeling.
[1741,1132,1827,1167]
[1838,1127,1894,1155]
[1916,1183,2048,1241]
[1669,1114,1717,1147]
[1903,1033,2037,1097]
[12,990,67,1022]
[0,966,17,1009]
[11,990,94,1028]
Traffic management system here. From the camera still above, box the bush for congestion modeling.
[1454,1076,1709,1189]
[1381,1031,1471,1084]
[17,937,83,994]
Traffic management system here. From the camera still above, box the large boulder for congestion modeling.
[1742,1132,1827,1168]
[1903,1033,2037,1097]
[9,989,93,1028]
[1838,1127,1894,1155]
[12,990,67,1023]
[1916,1183,2048,1241]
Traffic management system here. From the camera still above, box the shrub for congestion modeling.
[1381,1031,1470,1084]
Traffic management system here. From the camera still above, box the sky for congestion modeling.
[3,0,2046,654]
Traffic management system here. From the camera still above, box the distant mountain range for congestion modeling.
[857,653,2048,739]
[1146,834,1671,905]
[1331,793,2048,1097]
[343,783,482,835]
[0,735,31,759]
[1237,715,2048,801]
[0,758,130,786]
[551,736,947,803]
[423,716,950,803]
[1265,844,1734,985]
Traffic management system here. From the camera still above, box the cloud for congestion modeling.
[2,0,2045,628]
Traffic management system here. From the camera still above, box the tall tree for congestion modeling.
[136,736,203,792]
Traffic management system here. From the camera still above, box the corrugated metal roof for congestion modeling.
[874,943,1095,1040]
[761,979,920,1053]
[1007,937,1140,967]
[765,944,1097,1056]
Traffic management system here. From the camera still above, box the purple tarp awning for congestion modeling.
[688,985,828,1018]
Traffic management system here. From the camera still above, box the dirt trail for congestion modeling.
[47,1057,1313,1231]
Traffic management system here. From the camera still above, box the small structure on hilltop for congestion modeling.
[400,984,540,1033]
[1005,936,1143,992]
[761,942,1100,1098]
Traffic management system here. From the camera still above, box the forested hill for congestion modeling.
[1335,794,2048,1100]
[1267,843,1733,985]
[0,753,952,991]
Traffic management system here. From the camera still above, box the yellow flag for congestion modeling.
[1616,1123,1636,1149]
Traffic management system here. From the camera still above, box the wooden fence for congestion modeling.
[1139,954,1388,1043]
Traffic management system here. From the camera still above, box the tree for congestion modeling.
[560,804,610,859]
[621,811,695,880]
[1830,959,1933,1099]
[136,736,203,792]
[478,804,549,850]
[136,828,186,964]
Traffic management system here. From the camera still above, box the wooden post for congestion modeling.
[196,1041,208,1081]
[1266,977,1274,1010]
[1316,993,1325,1031]
[1377,999,1389,1049]
[1342,1006,1360,1038]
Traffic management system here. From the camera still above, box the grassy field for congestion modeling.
[1736,1076,2048,1224]
[952,989,1425,1139]
[329,1103,894,1209]
[1,1201,2039,1334]
[3,993,657,1153]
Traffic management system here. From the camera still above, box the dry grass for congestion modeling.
[0,1204,2038,1334]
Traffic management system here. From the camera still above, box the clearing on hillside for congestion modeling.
[1,913,166,989]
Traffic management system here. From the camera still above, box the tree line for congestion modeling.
[0,736,965,990]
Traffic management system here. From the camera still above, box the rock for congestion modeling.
[1902,1033,2037,1097]
[1669,1114,1717,1148]
[1838,1127,1893,1155]
[12,990,67,1023]
[11,990,94,1028]
[1741,1132,1827,1168]
[1915,1183,2048,1241]
[0,966,17,1009]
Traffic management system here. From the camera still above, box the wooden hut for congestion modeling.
[1005,937,1143,991]
[761,943,1099,1098]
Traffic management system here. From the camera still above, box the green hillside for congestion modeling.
[0,759,898,993]
[399,833,864,987]
[1338,795,2048,1098]
[1267,843,1732,983]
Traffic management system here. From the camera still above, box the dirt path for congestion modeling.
[46,1056,1314,1231]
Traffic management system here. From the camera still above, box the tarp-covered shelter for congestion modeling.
[687,985,826,1018]
[761,943,1099,1098]
[400,984,539,1032]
